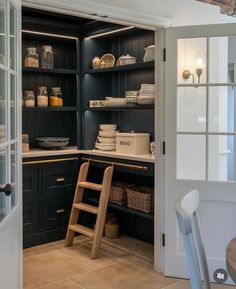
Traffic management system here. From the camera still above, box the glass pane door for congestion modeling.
[177,36,236,182]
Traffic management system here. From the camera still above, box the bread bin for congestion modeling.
[116,132,150,154]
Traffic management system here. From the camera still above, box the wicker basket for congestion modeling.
[127,186,154,213]
[109,182,135,205]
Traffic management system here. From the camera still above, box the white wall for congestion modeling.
[22,0,235,28]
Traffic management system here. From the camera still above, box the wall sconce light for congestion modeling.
[182,57,204,85]
[182,70,195,84]
[196,57,203,84]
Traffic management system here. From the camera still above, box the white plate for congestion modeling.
[95,142,116,151]
[100,124,117,131]
[137,97,154,105]
[98,136,116,144]
[99,130,119,138]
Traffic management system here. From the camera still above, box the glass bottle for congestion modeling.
[41,45,54,69]
[37,86,48,107]
[50,87,63,107]
[22,134,29,153]
[24,47,39,68]
[24,91,35,107]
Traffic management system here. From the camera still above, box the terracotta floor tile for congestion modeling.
[71,257,179,289]
[37,279,84,289]
[24,250,91,289]
[60,238,130,270]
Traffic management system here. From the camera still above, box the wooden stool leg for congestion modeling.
[91,166,114,259]
[65,162,89,247]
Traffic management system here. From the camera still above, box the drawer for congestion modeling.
[42,161,78,195]
[42,192,74,230]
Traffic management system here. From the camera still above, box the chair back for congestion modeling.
[176,190,211,289]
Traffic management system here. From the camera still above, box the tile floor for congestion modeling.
[24,235,233,289]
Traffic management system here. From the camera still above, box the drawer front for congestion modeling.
[42,161,78,196]
[42,192,74,230]
[23,202,38,236]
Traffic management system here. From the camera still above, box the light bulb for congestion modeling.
[196,57,203,69]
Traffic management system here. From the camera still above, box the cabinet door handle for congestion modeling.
[56,177,65,183]
[56,208,65,214]
[0,184,12,196]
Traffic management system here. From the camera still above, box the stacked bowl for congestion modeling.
[137,84,155,105]
[95,124,118,151]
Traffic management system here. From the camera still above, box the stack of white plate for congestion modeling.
[137,84,155,105]
[105,97,127,107]
[95,124,118,151]
[0,125,6,143]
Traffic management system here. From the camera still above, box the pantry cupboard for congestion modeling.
[22,7,155,248]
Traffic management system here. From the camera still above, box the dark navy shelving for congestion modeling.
[23,67,78,75]
[85,61,154,74]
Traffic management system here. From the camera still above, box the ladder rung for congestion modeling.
[69,224,94,238]
[73,203,98,214]
[78,181,102,191]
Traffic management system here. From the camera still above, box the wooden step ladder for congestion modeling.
[65,160,114,259]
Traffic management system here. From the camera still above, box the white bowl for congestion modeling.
[99,130,119,138]
[98,136,116,144]
[100,124,117,131]
[137,97,154,105]
[95,142,116,151]
[141,84,155,89]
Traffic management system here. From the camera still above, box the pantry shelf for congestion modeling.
[85,61,154,74]
[22,67,78,75]
[88,196,154,220]
[22,107,78,112]
[85,105,154,111]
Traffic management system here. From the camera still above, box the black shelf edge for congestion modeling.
[88,197,154,220]
[22,107,78,112]
[22,67,78,75]
[85,61,154,74]
[85,105,154,111]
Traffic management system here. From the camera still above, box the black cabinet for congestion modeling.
[23,157,79,248]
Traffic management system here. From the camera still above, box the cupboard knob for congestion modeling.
[56,177,65,183]
[56,208,65,214]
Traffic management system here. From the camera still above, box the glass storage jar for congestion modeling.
[24,91,35,107]
[24,47,39,68]
[41,45,54,69]
[50,87,63,107]
[37,86,48,107]
[22,134,29,153]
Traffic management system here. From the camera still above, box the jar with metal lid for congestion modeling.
[50,87,63,107]
[24,91,35,107]
[24,47,39,68]
[22,134,29,152]
[37,86,48,107]
[41,45,54,69]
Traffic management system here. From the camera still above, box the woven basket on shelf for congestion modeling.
[109,181,135,205]
[127,186,154,213]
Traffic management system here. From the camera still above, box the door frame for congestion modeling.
[19,1,166,273]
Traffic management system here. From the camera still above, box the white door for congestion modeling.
[163,23,236,284]
[0,0,22,288]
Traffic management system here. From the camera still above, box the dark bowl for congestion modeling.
[36,137,70,149]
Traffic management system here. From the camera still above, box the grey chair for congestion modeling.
[176,189,211,289]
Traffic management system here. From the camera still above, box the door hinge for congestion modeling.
[162,233,165,247]
[162,48,166,62]
[162,141,166,155]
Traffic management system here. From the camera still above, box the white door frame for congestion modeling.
[20,0,167,274]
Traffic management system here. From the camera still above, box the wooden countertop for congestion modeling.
[22,147,155,163]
